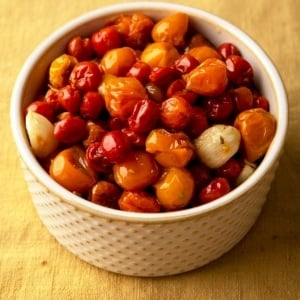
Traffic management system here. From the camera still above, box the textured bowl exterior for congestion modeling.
[21,160,277,277]
[11,2,287,277]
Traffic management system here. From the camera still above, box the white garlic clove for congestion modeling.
[25,110,59,158]
[194,124,241,169]
[236,161,256,185]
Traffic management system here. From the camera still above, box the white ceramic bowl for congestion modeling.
[10,2,287,277]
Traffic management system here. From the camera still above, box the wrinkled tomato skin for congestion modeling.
[91,26,122,56]
[69,61,103,92]
[128,99,160,134]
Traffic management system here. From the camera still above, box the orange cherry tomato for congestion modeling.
[49,146,98,194]
[151,12,188,47]
[140,42,180,68]
[113,150,160,190]
[183,58,228,96]
[118,191,161,213]
[145,128,194,168]
[99,74,148,119]
[154,167,195,211]
[234,108,276,162]
[100,47,137,76]
[188,45,221,64]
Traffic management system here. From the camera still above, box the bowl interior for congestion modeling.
[10,2,288,222]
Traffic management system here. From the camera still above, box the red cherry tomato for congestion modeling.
[226,55,253,85]
[91,26,122,56]
[101,130,132,163]
[128,99,160,134]
[69,61,103,92]
[80,91,105,119]
[54,116,87,144]
[57,85,81,114]
[199,177,231,204]
[67,36,94,61]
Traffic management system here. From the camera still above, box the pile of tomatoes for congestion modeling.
[25,12,276,212]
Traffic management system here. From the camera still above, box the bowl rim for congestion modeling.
[10,2,288,223]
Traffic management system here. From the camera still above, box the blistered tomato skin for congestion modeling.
[234,108,276,162]
[140,42,180,68]
[49,54,78,89]
[99,75,148,119]
[57,85,81,114]
[89,181,122,209]
[25,12,277,212]
[101,130,132,163]
[154,167,195,211]
[160,96,192,130]
[67,36,94,61]
[80,91,105,120]
[86,142,112,173]
[91,26,122,56]
[118,191,161,213]
[151,12,188,47]
[183,58,228,96]
[126,61,152,83]
[145,129,194,168]
[188,45,221,64]
[100,47,137,76]
[113,151,160,191]
[128,99,160,134]
[50,146,98,195]
[69,61,103,92]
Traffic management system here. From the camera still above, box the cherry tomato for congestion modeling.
[118,191,160,213]
[57,84,81,114]
[91,26,122,56]
[80,91,105,119]
[128,99,160,134]
[113,150,160,190]
[50,146,98,194]
[26,100,55,122]
[126,61,151,83]
[67,36,94,61]
[173,53,199,74]
[89,181,122,209]
[54,116,87,144]
[86,142,112,173]
[199,177,231,204]
[69,61,103,92]
[226,55,253,85]
[185,106,209,139]
[101,130,132,163]
[154,167,195,211]
[202,93,234,122]
[183,58,228,96]
[217,42,241,59]
[160,95,192,130]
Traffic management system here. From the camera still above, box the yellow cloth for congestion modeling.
[1,0,299,299]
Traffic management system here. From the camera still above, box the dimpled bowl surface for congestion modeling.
[11,2,287,277]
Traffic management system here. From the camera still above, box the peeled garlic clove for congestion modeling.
[236,161,256,185]
[194,124,241,168]
[25,110,59,158]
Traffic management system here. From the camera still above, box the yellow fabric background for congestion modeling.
[1,0,299,299]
